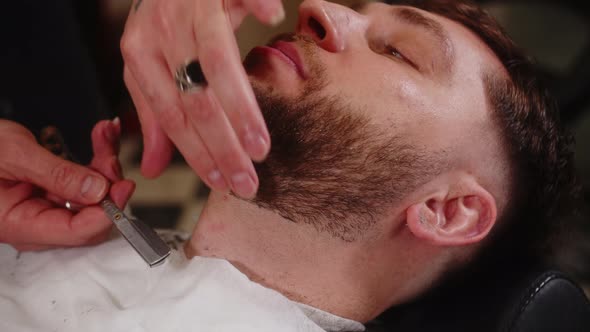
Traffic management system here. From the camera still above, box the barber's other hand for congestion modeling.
[0,120,135,251]
[121,0,285,199]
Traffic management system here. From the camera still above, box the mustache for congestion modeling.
[268,32,316,46]
[266,32,324,85]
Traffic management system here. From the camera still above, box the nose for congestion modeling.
[296,0,365,53]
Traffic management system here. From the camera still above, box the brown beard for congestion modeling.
[247,34,441,242]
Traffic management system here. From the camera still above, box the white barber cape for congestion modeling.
[0,233,365,332]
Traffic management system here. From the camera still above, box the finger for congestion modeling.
[125,59,228,193]
[68,180,135,242]
[90,155,122,184]
[82,228,112,247]
[0,192,105,247]
[123,67,174,178]
[45,192,67,206]
[13,227,110,251]
[155,110,231,194]
[0,182,53,220]
[195,1,271,162]
[44,193,84,212]
[183,90,259,198]
[157,18,257,198]
[10,140,108,205]
[0,181,134,247]
[90,120,124,182]
[226,4,249,29]
[13,244,60,252]
[91,119,121,159]
[241,0,286,26]
[109,179,136,209]
[121,3,177,177]
[121,0,179,177]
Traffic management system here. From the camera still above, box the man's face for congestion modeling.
[243,0,503,240]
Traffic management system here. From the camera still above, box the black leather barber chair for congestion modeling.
[365,264,590,332]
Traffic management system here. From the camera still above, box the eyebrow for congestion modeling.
[392,7,455,74]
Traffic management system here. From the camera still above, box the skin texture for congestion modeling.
[121,0,286,199]
[0,120,135,250]
[249,55,443,242]
[134,0,143,12]
[185,0,512,323]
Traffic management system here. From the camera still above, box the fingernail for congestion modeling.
[208,169,228,191]
[104,117,122,142]
[244,131,270,161]
[81,175,107,200]
[269,5,285,26]
[231,172,257,198]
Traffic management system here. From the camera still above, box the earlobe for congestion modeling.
[406,186,497,246]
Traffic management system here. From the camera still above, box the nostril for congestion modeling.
[308,17,327,40]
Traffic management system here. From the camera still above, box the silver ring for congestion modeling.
[174,61,208,93]
[65,201,81,212]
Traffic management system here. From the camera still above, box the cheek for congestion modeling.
[323,57,436,130]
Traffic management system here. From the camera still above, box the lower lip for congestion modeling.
[250,46,305,79]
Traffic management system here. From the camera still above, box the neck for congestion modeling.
[184,192,404,322]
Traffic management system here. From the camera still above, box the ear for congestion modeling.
[405,179,497,246]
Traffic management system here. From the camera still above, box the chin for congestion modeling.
[248,75,299,100]
[245,60,306,99]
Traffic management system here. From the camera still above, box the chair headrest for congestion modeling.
[367,268,590,332]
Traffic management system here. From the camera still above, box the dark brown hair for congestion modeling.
[388,0,579,260]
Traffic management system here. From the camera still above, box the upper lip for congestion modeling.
[269,41,308,79]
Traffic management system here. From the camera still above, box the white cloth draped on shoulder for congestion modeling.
[0,232,364,332]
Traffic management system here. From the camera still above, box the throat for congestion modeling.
[184,192,384,323]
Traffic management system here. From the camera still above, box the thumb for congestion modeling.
[16,142,109,204]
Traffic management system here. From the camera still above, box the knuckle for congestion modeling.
[120,31,142,64]
[50,163,77,194]
[119,35,130,59]
[201,46,229,75]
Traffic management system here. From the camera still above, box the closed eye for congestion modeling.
[385,45,419,70]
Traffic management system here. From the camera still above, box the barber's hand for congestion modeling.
[121,0,285,199]
[0,120,135,251]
